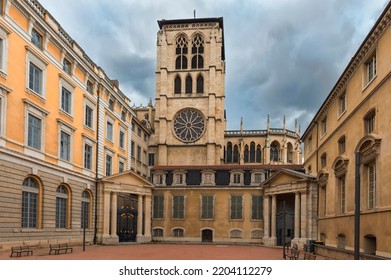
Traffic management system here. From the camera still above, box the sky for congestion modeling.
[38,0,389,132]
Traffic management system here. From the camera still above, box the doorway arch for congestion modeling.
[202,229,213,242]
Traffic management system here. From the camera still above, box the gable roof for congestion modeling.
[101,170,153,188]
[262,168,315,186]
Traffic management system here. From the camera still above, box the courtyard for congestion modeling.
[0,243,290,260]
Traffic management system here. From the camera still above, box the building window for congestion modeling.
[174,76,181,94]
[270,141,280,162]
[173,172,186,185]
[130,141,134,157]
[61,87,72,114]
[148,153,155,166]
[368,163,376,209]
[287,143,294,163]
[339,92,346,116]
[320,153,327,168]
[175,35,188,70]
[137,146,141,161]
[185,75,192,94]
[27,114,42,150]
[366,54,377,84]
[230,171,243,186]
[106,119,113,141]
[119,130,125,149]
[252,196,263,220]
[201,172,215,185]
[108,99,115,111]
[338,136,346,155]
[196,75,204,93]
[230,195,243,220]
[153,195,164,219]
[0,27,9,74]
[338,177,346,214]
[308,136,312,152]
[121,111,127,122]
[56,185,69,228]
[172,228,184,237]
[173,195,184,219]
[233,174,241,184]
[84,105,93,129]
[86,81,93,94]
[21,177,39,228]
[63,58,71,75]
[253,173,264,184]
[230,229,243,239]
[153,173,165,185]
[118,159,125,173]
[153,228,164,237]
[321,117,327,136]
[81,191,91,229]
[233,145,239,163]
[31,28,42,49]
[191,34,204,69]
[29,62,43,95]
[60,131,71,161]
[84,143,92,170]
[244,145,249,162]
[106,154,112,176]
[137,127,141,138]
[201,195,214,219]
[364,109,376,135]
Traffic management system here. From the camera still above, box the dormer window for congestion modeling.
[251,172,265,185]
[230,170,244,186]
[201,171,215,186]
[153,172,166,186]
[172,171,186,186]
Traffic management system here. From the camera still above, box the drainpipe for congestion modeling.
[354,151,361,260]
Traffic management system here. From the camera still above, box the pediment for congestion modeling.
[102,170,154,189]
[262,169,314,187]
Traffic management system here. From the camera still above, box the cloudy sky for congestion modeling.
[38,0,389,131]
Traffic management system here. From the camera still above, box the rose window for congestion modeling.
[173,108,205,143]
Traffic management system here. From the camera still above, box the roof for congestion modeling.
[157,17,225,61]
[262,168,316,186]
[152,164,304,171]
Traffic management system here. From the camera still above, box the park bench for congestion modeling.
[285,243,300,260]
[10,246,33,257]
[49,243,73,255]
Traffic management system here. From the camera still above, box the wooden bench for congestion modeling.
[10,246,33,257]
[285,244,300,260]
[49,243,73,255]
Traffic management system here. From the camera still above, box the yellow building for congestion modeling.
[302,1,391,259]
[0,0,153,248]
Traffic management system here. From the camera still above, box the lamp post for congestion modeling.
[354,152,361,260]
[282,201,286,259]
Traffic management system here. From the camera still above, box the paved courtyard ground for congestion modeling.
[0,243,295,260]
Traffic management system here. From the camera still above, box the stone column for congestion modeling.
[270,195,277,245]
[300,191,308,245]
[263,195,270,240]
[102,191,111,239]
[144,195,152,241]
[137,194,144,242]
[294,192,301,240]
[110,192,118,241]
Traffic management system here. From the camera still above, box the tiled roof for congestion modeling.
[151,164,303,171]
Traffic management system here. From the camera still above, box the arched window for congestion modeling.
[256,145,262,163]
[233,145,239,163]
[226,142,233,163]
[175,35,188,69]
[364,234,376,255]
[22,177,40,228]
[250,142,256,162]
[270,141,280,162]
[172,228,184,237]
[191,34,204,69]
[56,185,69,228]
[196,74,204,93]
[174,76,181,94]
[185,75,192,94]
[287,142,294,163]
[244,145,249,162]
[81,190,91,229]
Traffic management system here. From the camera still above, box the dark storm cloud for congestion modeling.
[39,0,389,130]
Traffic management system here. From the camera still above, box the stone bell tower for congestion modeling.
[152,18,226,166]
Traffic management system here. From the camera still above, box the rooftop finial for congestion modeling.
[240,117,243,133]
[194,9,196,19]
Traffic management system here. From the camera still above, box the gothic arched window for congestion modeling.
[191,34,204,69]
[185,75,192,94]
[256,145,262,163]
[233,145,239,163]
[174,76,181,94]
[270,141,280,162]
[227,142,233,163]
[244,145,249,162]
[196,74,204,93]
[175,35,188,70]
[250,142,256,162]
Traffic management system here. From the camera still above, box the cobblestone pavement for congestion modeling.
[0,243,291,260]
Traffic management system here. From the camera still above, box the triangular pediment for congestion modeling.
[262,169,315,187]
[101,170,154,189]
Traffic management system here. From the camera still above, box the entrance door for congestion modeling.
[117,206,138,242]
[202,229,213,242]
[276,193,295,246]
